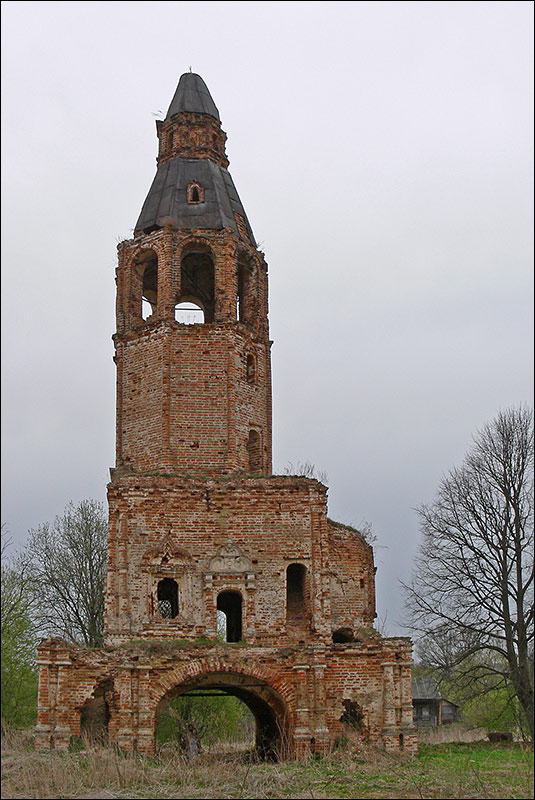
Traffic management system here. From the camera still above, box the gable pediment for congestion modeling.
[208,540,253,574]
[141,533,193,572]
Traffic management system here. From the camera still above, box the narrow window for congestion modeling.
[157,578,178,618]
[246,354,256,384]
[217,591,242,642]
[187,182,204,204]
[237,260,254,324]
[247,430,262,473]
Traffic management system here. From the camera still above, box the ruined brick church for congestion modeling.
[35,73,416,757]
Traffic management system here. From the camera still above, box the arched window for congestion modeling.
[157,578,178,618]
[178,247,215,322]
[246,354,256,384]
[217,591,243,642]
[286,563,308,625]
[187,181,204,204]
[247,429,262,473]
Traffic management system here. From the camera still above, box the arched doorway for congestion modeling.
[154,670,290,761]
[217,591,243,642]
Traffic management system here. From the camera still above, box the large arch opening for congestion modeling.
[155,670,290,761]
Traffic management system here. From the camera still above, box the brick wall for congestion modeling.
[35,637,417,757]
[105,476,362,645]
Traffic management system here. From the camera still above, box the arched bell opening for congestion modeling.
[134,248,158,321]
[178,247,215,323]
[154,671,290,761]
[216,590,243,643]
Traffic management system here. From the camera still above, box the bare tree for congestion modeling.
[403,407,534,739]
[27,500,108,647]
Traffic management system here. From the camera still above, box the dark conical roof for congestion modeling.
[166,72,220,120]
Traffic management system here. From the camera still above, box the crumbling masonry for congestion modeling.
[35,73,416,758]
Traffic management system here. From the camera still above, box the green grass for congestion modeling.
[1,731,533,799]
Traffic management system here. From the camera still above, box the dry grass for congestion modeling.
[1,727,533,799]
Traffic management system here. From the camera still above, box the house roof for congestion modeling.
[412,677,442,700]
[412,677,460,707]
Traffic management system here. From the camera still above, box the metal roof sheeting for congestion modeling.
[411,677,442,700]
[135,157,256,244]
[166,73,220,120]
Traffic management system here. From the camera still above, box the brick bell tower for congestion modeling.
[35,73,416,758]
[114,73,271,478]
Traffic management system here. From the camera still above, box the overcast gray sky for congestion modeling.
[1,0,533,635]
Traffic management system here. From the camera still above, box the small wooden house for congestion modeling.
[412,677,460,726]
